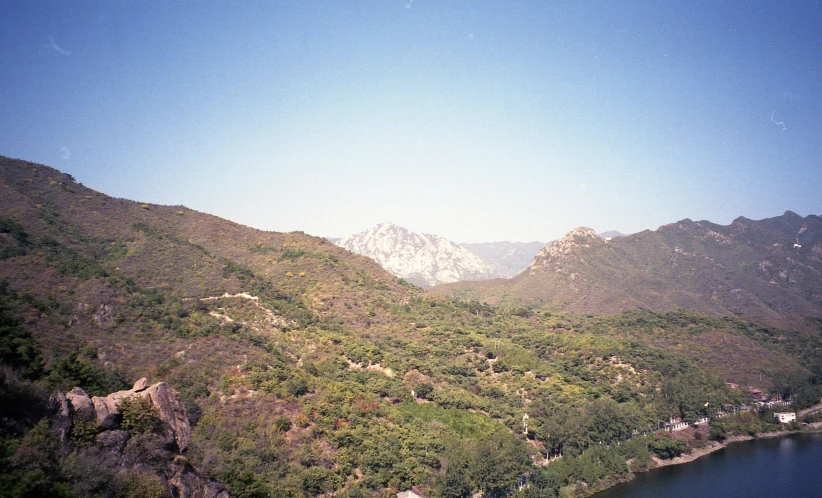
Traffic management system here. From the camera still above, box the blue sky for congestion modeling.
[2,1,820,242]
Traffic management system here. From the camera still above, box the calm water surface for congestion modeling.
[596,433,822,498]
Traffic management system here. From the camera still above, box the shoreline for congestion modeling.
[590,428,821,495]
[648,430,790,469]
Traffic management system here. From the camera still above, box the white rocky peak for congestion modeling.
[531,227,602,266]
[337,223,502,287]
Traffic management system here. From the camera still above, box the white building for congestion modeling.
[774,412,796,424]
[398,490,425,498]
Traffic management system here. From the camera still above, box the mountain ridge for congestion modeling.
[336,221,504,287]
[3,155,822,498]
[433,213,822,331]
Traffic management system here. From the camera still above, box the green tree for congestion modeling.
[647,433,686,459]
[0,308,43,380]
[473,432,530,496]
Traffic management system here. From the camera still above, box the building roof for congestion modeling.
[398,491,425,498]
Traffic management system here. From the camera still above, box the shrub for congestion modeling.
[285,378,308,397]
[119,396,161,435]
[414,382,434,400]
[273,416,292,432]
[294,413,310,428]
[302,466,341,494]
[115,471,164,498]
[70,419,101,446]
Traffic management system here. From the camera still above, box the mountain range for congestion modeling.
[2,155,822,498]
[335,224,634,288]
[335,222,544,287]
[433,214,822,331]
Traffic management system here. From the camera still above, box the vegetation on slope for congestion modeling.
[435,214,822,332]
[2,157,822,497]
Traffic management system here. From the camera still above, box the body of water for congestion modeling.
[596,433,822,498]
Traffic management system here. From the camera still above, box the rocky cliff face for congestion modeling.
[336,222,503,287]
[50,378,226,498]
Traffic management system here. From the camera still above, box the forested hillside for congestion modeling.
[2,156,822,498]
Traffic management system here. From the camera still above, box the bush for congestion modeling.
[301,466,341,494]
[70,419,101,446]
[285,378,308,397]
[273,416,292,432]
[115,471,164,498]
[45,351,128,397]
[119,396,161,435]
[414,382,434,400]
[0,307,43,380]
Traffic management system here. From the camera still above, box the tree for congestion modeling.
[440,443,473,498]
[647,433,686,459]
[414,382,434,400]
[473,432,530,496]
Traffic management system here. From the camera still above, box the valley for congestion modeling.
[2,156,822,498]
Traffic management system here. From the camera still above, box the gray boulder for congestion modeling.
[96,429,130,455]
[91,394,121,429]
[141,382,191,451]
[66,387,95,421]
[48,392,72,443]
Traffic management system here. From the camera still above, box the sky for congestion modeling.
[1,1,821,243]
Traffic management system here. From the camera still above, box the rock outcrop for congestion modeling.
[142,382,192,452]
[86,378,191,451]
[50,378,226,498]
[66,386,95,421]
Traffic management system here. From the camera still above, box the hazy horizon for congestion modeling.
[2,2,820,242]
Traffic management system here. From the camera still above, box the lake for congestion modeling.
[595,433,822,498]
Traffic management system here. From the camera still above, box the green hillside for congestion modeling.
[2,156,822,498]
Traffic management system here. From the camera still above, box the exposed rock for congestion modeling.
[91,388,132,427]
[66,387,95,421]
[79,381,191,452]
[530,227,603,268]
[337,221,504,287]
[120,432,175,469]
[169,465,230,498]
[92,303,115,325]
[50,391,71,418]
[132,377,149,391]
[58,379,212,495]
[96,429,129,454]
[142,382,191,451]
[92,394,122,429]
[205,487,230,498]
[207,489,230,498]
[48,392,72,443]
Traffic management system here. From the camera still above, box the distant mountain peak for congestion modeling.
[564,227,599,240]
[336,222,502,287]
[375,221,400,230]
[530,227,602,269]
